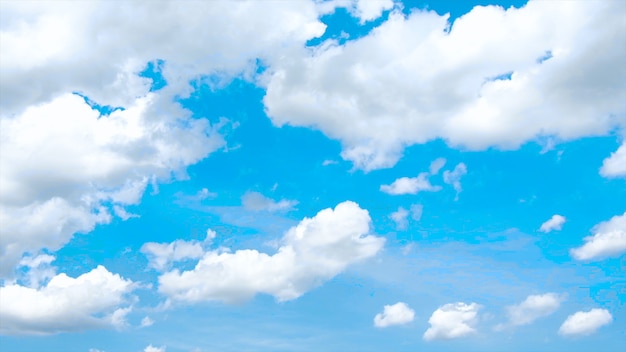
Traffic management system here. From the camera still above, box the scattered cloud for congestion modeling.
[571,211,626,260]
[559,309,612,336]
[429,158,447,175]
[600,142,626,178]
[390,207,409,230]
[504,293,564,327]
[157,201,385,303]
[241,191,298,212]
[380,173,441,195]
[374,302,415,328]
[0,266,134,335]
[322,159,338,166]
[410,204,423,221]
[264,1,626,170]
[144,345,166,352]
[443,163,468,200]
[423,302,480,341]
[140,316,154,328]
[539,215,566,233]
[141,232,214,271]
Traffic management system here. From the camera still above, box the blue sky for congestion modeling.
[0,0,625,351]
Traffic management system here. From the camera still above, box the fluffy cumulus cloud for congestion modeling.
[0,0,331,277]
[559,309,612,336]
[443,163,468,200]
[241,191,298,212]
[141,230,215,271]
[263,0,626,170]
[600,142,626,178]
[539,215,566,233]
[504,293,563,327]
[381,173,441,195]
[571,212,626,261]
[423,302,480,341]
[374,302,415,328]
[0,266,134,335]
[157,201,385,303]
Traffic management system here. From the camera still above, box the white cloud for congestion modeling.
[539,215,566,233]
[374,302,415,327]
[429,158,447,175]
[241,191,298,212]
[423,302,480,341]
[390,207,409,230]
[559,309,612,336]
[18,254,56,288]
[410,204,423,221]
[157,201,385,303]
[352,0,394,23]
[263,1,626,170]
[600,142,626,178]
[0,0,328,276]
[505,293,563,327]
[140,316,154,328]
[571,212,626,261]
[381,173,441,195]
[141,231,214,271]
[0,266,134,335]
[144,345,166,352]
[443,163,468,200]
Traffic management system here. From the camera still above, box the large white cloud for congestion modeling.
[0,0,328,276]
[374,302,415,328]
[157,201,385,303]
[423,302,480,341]
[263,0,626,170]
[0,265,134,335]
[600,142,626,178]
[558,309,612,336]
[571,212,626,261]
[504,293,563,327]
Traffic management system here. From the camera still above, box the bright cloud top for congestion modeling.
[571,211,626,261]
[423,302,480,341]
[381,173,441,195]
[558,309,612,336]
[374,302,415,328]
[600,142,626,178]
[539,215,566,233]
[157,201,385,303]
[264,0,626,170]
[505,293,563,327]
[0,266,134,335]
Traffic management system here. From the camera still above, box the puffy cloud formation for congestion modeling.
[423,302,480,341]
[264,0,626,170]
[539,215,566,233]
[241,191,298,212]
[443,163,468,199]
[157,201,384,303]
[571,212,626,261]
[600,142,626,178]
[381,173,441,195]
[559,309,612,336]
[0,0,328,277]
[374,302,415,328]
[0,266,134,335]
[141,232,214,271]
[505,293,563,327]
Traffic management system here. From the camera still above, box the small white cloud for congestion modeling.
[144,345,166,352]
[140,316,154,327]
[600,142,626,178]
[141,236,208,271]
[559,309,612,336]
[410,204,423,221]
[423,302,480,341]
[539,215,566,233]
[390,207,409,230]
[443,163,468,200]
[89,349,105,352]
[374,302,415,328]
[322,159,338,166]
[206,229,217,241]
[112,205,140,221]
[571,211,626,261]
[241,191,297,212]
[429,158,447,175]
[381,173,441,195]
[505,293,564,327]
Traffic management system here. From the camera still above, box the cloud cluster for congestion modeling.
[157,201,385,303]
[571,212,626,261]
[374,302,415,328]
[0,265,134,335]
[423,302,480,341]
[264,0,626,170]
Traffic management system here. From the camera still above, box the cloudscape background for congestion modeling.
[0,0,625,351]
